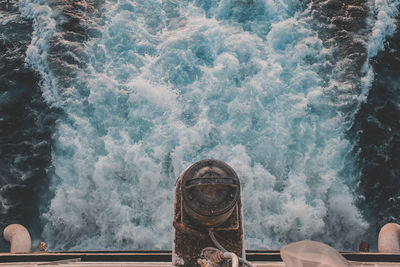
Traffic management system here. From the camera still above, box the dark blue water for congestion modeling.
[352,13,400,246]
[0,0,399,252]
[0,0,57,251]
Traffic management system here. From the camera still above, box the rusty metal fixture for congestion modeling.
[181,159,240,227]
[198,247,239,267]
[173,159,244,267]
[358,241,369,252]
[37,242,48,252]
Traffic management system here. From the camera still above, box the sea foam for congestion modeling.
[18,0,399,250]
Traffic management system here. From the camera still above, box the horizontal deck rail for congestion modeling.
[0,250,399,263]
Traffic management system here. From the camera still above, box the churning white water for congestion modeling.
[18,0,399,250]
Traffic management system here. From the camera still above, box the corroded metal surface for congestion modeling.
[173,163,244,267]
[181,159,240,228]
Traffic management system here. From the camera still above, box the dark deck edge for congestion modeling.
[0,251,399,263]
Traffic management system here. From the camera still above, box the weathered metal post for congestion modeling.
[378,223,400,253]
[3,224,31,253]
[172,159,244,266]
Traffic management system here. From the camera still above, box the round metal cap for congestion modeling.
[181,159,240,226]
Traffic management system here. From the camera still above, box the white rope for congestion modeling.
[208,229,255,267]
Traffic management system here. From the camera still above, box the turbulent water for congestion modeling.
[0,0,399,252]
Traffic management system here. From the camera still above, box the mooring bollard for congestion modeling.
[378,223,400,253]
[3,224,31,253]
[172,159,245,266]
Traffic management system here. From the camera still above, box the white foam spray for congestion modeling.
[361,0,400,97]
[19,0,399,250]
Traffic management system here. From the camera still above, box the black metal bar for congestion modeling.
[185,177,238,189]
[0,251,400,263]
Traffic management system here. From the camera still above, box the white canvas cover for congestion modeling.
[280,240,350,267]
